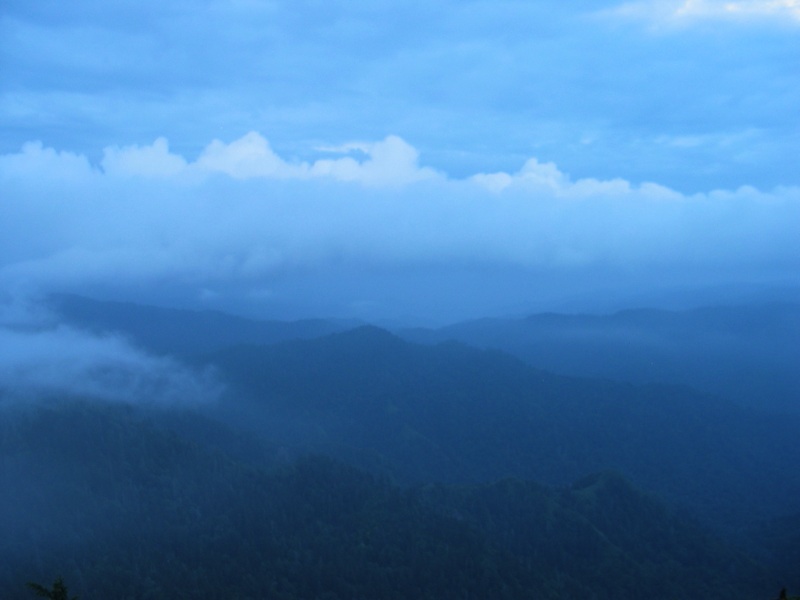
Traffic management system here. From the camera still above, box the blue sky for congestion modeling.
[1,0,799,323]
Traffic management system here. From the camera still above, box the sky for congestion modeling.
[1,0,799,327]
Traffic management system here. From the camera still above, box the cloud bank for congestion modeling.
[2,133,798,320]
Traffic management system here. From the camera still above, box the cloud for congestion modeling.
[1,133,798,320]
[93,132,441,186]
[308,136,440,185]
[470,158,644,198]
[0,141,97,181]
[3,1,797,195]
[608,0,800,25]
[102,137,188,177]
[0,299,222,405]
[195,132,304,179]
[675,0,800,20]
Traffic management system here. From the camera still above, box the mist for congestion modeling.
[0,297,222,406]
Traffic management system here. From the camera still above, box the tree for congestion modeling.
[26,578,78,600]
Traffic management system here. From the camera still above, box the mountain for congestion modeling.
[419,471,772,599]
[207,326,800,532]
[0,401,775,600]
[0,401,530,600]
[400,302,800,414]
[48,293,357,356]
[19,296,800,593]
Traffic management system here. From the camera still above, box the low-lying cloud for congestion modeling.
[0,299,222,405]
[2,133,798,320]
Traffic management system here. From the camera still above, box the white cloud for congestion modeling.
[94,132,441,186]
[608,0,800,25]
[102,137,188,177]
[0,141,96,181]
[678,0,800,19]
[0,133,798,319]
[309,136,441,185]
[195,132,303,179]
[470,157,682,201]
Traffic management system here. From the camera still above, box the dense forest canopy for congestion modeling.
[0,400,783,600]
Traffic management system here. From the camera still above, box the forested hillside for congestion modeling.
[207,325,800,531]
[21,295,800,597]
[0,401,776,599]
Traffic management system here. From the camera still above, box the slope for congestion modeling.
[0,401,775,600]
[401,302,800,414]
[48,293,355,356]
[208,326,800,531]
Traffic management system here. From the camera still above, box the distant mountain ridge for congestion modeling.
[41,295,800,546]
[48,293,358,355]
[207,324,800,532]
[50,294,800,416]
[400,302,800,414]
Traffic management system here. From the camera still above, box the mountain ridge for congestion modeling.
[205,324,800,532]
[399,301,800,414]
